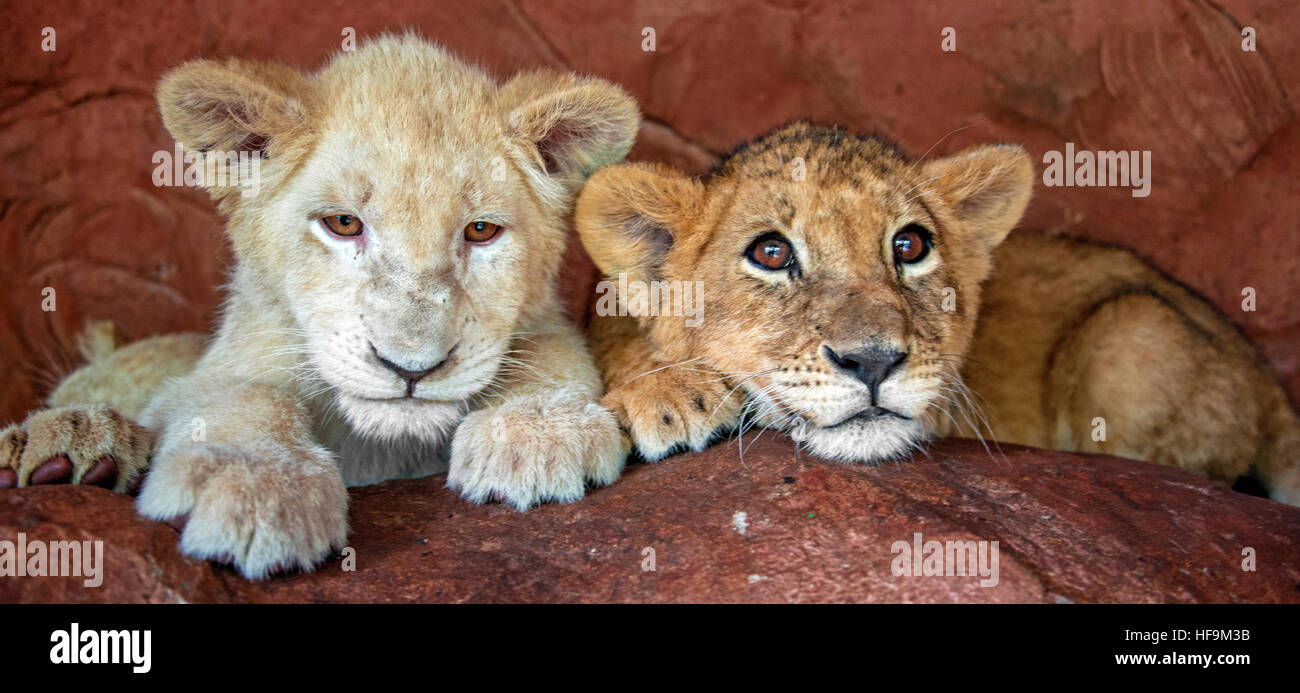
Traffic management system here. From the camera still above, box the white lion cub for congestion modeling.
[0,35,638,579]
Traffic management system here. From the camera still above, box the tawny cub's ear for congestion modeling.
[157,58,310,158]
[501,71,640,192]
[575,162,703,282]
[921,144,1034,249]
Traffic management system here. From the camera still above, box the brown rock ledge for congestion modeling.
[2,437,1297,603]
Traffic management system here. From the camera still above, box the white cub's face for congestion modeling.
[200,38,637,440]
[279,125,540,438]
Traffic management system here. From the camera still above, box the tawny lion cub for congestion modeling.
[0,36,638,578]
[576,122,1300,506]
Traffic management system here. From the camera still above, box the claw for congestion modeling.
[30,455,73,485]
[80,455,119,488]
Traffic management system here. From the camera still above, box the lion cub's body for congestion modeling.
[962,233,1299,495]
[576,122,1299,506]
[1,36,640,578]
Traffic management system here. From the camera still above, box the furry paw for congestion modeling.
[601,367,742,461]
[136,440,348,580]
[447,390,624,510]
[0,405,152,493]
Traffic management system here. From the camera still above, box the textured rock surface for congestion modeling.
[2,0,1299,420]
[2,438,1297,603]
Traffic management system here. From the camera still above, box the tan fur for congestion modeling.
[1,35,640,578]
[966,234,1300,503]
[577,122,1300,506]
[0,328,204,493]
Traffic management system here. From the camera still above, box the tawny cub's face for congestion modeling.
[579,123,1032,462]
[157,36,636,438]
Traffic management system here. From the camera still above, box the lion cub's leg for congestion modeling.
[1046,292,1286,493]
[448,316,626,509]
[136,370,348,579]
[0,328,204,492]
[591,314,742,461]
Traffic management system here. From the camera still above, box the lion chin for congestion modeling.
[790,415,928,464]
[335,393,468,443]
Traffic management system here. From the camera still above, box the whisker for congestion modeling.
[620,357,704,386]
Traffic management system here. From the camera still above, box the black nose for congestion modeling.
[824,345,906,399]
[371,344,447,396]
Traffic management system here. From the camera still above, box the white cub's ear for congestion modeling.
[501,71,640,190]
[575,162,703,283]
[921,144,1034,249]
[157,58,310,159]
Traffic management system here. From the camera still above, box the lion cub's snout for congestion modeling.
[369,342,452,396]
[813,295,916,420]
[823,344,907,402]
[356,268,460,395]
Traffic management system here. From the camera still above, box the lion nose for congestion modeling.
[824,345,906,400]
[370,343,450,395]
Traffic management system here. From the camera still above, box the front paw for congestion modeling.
[602,366,742,461]
[447,390,624,510]
[136,440,348,580]
[0,405,152,493]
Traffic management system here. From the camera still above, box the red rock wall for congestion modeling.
[2,0,1297,424]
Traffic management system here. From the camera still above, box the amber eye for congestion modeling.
[322,214,364,237]
[464,221,503,244]
[892,225,931,264]
[746,233,796,271]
